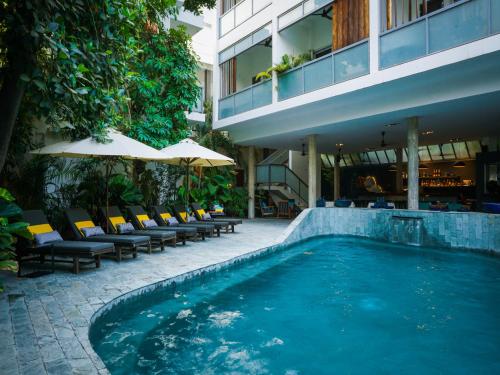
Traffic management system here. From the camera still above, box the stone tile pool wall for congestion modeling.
[279,208,500,253]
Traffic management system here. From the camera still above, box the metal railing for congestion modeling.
[218,79,272,119]
[277,39,370,101]
[219,0,271,37]
[256,164,308,204]
[380,0,500,69]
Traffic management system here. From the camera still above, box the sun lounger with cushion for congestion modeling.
[126,206,197,245]
[100,206,176,251]
[191,202,242,233]
[20,210,114,274]
[152,205,214,240]
[65,208,151,261]
[174,205,229,237]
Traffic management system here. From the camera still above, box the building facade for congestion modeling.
[212,0,500,216]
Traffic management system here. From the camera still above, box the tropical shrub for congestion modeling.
[0,188,31,291]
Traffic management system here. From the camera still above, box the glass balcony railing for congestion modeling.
[219,0,271,36]
[218,79,272,119]
[380,0,500,69]
[278,40,369,101]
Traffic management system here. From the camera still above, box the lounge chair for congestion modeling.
[65,208,151,261]
[174,205,229,237]
[191,202,242,233]
[152,205,213,240]
[100,206,177,251]
[20,210,114,274]
[126,206,197,245]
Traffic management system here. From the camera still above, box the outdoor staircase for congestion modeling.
[256,164,308,207]
[258,149,289,166]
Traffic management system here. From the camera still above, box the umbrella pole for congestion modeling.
[105,161,111,233]
[185,162,190,212]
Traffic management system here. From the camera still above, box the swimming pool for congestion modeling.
[90,236,500,374]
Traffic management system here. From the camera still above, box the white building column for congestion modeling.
[407,118,419,210]
[395,147,403,194]
[334,153,341,200]
[308,135,317,208]
[247,146,256,219]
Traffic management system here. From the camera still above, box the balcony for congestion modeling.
[277,40,369,101]
[380,0,500,69]
[219,79,272,119]
[219,0,271,37]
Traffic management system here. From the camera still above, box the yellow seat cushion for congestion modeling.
[27,223,53,235]
[160,212,172,223]
[109,216,126,231]
[135,214,150,228]
[179,212,187,223]
[74,220,95,235]
[196,209,206,217]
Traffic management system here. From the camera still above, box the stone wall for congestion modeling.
[278,208,500,253]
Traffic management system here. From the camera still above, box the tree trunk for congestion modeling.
[0,56,30,173]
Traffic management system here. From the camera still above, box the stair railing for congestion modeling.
[256,164,308,204]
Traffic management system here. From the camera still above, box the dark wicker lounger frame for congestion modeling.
[126,206,197,245]
[99,206,177,251]
[152,205,214,240]
[19,210,114,274]
[65,208,151,261]
[174,205,230,237]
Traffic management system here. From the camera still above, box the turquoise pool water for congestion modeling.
[90,237,500,374]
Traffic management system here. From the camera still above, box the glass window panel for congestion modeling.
[235,0,252,26]
[252,79,272,109]
[219,46,234,63]
[428,0,488,53]
[219,96,234,119]
[304,0,332,14]
[385,149,396,163]
[234,88,252,115]
[343,155,353,166]
[334,42,369,83]
[403,148,408,162]
[252,24,272,45]
[304,55,333,93]
[321,154,331,168]
[453,142,469,159]
[440,143,455,159]
[466,141,481,159]
[427,145,443,160]
[380,20,426,68]
[220,9,235,35]
[418,146,431,161]
[339,157,346,167]
[493,0,500,34]
[350,153,361,165]
[278,68,304,100]
[278,5,303,30]
[376,150,388,164]
[234,36,252,55]
[359,152,371,164]
[367,151,379,164]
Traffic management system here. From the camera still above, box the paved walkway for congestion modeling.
[0,219,291,375]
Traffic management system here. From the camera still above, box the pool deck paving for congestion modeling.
[0,219,291,375]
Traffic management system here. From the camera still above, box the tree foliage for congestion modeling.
[0,0,210,172]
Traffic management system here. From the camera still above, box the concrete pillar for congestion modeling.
[247,146,256,219]
[334,153,341,200]
[407,118,419,210]
[395,147,403,194]
[308,135,317,208]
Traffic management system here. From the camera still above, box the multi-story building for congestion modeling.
[212,0,500,217]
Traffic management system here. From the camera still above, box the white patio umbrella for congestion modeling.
[30,129,168,229]
[160,138,235,208]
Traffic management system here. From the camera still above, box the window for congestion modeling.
[384,0,461,31]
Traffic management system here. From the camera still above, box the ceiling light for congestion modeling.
[421,130,433,136]
[453,161,466,168]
